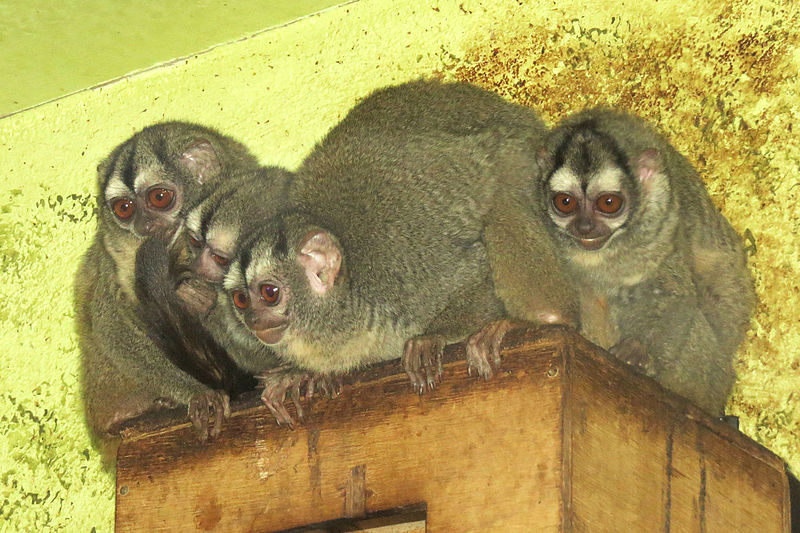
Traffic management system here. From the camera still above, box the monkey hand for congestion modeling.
[188,390,231,442]
[402,335,445,394]
[466,319,521,380]
[257,366,310,429]
[609,338,651,374]
[176,277,217,317]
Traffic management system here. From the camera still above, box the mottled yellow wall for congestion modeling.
[0,0,797,530]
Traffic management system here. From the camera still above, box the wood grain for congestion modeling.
[116,326,789,532]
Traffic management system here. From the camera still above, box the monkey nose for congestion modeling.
[576,219,595,236]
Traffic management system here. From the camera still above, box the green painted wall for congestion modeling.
[0,0,345,116]
[1,0,798,530]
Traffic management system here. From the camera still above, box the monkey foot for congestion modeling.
[466,319,521,380]
[188,390,230,442]
[609,338,650,373]
[402,335,445,394]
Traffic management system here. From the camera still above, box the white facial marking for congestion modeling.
[207,226,238,256]
[104,177,131,201]
[185,206,203,235]
[587,165,626,196]
[549,167,581,192]
[133,166,162,194]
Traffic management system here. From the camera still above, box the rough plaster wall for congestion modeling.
[0,0,797,530]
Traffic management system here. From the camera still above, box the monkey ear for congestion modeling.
[635,148,661,184]
[297,230,342,296]
[180,139,221,184]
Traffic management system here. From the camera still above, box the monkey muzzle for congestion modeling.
[577,235,610,250]
[246,315,290,345]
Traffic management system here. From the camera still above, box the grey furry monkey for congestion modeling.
[180,167,292,372]
[538,108,754,415]
[220,79,577,424]
[74,122,259,452]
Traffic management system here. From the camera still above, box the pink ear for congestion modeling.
[635,148,661,184]
[297,230,342,296]
[180,139,221,184]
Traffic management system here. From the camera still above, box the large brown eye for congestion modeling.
[211,253,230,267]
[260,284,281,305]
[552,193,577,214]
[232,290,250,309]
[188,234,202,248]
[147,187,175,210]
[596,194,624,215]
[112,199,135,220]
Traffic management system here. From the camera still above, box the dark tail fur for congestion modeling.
[134,237,256,396]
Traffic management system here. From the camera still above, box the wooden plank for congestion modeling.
[116,326,789,532]
[566,335,789,532]
[116,328,568,532]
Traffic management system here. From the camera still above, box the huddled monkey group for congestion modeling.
[74,79,754,451]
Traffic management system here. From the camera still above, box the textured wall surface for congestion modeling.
[0,0,797,530]
[0,0,345,116]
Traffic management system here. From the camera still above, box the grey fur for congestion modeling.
[222,79,576,381]
[75,121,258,446]
[539,108,755,415]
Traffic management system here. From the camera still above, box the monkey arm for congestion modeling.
[483,191,579,328]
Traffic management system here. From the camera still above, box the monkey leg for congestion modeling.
[401,335,445,394]
[188,390,231,441]
[466,319,523,380]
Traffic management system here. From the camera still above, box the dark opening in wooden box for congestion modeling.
[116,327,789,532]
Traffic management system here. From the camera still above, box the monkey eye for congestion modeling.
[260,283,281,305]
[211,253,230,267]
[232,290,250,309]
[147,187,175,210]
[112,198,135,220]
[188,234,202,248]
[596,194,624,215]
[552,193,577,215]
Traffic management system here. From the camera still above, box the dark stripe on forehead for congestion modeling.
[120,138,139,189]
[239,246,253,277]
[273,218,288,259]
[200,187,237,238]
[100,145,123,189]
[151,136,170,169]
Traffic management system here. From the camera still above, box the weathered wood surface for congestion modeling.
[115,327,789,532]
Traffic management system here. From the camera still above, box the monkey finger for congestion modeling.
[261,386,295,428]
[188,395,210,442]
[401,339,426,393]
[466,332,494,381]
[289,385,305,421]
[209,393,226,440]
[222,393,231,418]
[292,380,305,420]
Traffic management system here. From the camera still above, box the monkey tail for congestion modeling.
[134,237,256,396]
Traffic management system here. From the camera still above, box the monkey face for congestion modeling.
[184,223,237,284]
[183,167,295,285]
[99,127,225,243]
[547,165,631,251]
[223,219,342,346]
[105,174,185,242]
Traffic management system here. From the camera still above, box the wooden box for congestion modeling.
[115,326,790,532]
